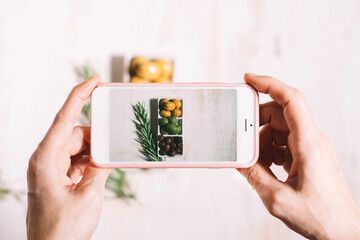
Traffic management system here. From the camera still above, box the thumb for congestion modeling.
[237,161,286,213]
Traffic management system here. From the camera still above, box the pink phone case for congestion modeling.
[90,82,259,168]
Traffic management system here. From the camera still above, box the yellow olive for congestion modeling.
[130,76,150,83]
[130,57,147,73]
[171,99,181,109]
[160,98,169,109]
[172,109,182,117]
[164,102,176,111]
[136,61,162,80]
[153,59,173,78]
[160,110,171,117]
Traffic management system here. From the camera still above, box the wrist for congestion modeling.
[323,207,360,240]
[351,212,360,239]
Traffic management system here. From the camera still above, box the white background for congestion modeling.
[1,0,360,239]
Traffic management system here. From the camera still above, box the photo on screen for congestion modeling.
[109,88,237,162]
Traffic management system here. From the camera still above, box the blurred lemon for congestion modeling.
[154,59,173,78]
[152,77,172,83]
[130,57,147,73]
[136,61,162,80]
[130,76,150,83]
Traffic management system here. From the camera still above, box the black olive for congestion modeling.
[168,150,177,157]
[159,141,165,148]
[158,135,165,141]
[164,144,171,152]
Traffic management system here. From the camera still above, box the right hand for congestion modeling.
[238,73,360,239]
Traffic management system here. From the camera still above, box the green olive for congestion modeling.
[160,126,169,135]
[166,123,177,134]
[159,117,169,126]
[175,125,182,134]
[168,116,177,125]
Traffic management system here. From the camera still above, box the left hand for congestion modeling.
[27,74,111,240]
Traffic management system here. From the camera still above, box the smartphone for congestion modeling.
[90,83,259,168]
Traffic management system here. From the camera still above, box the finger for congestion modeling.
[46,74,101,146]
[73,165,111,194]
[67,155,90,183]
[65,126,90,156]
[283,149,293,173]
[272,144,293,173]
[67,125,91,183]
[272,128,288,146]
[244,73,315,134]
[237,161,284,206]
[260,123,288,163]
[259,124,273,168]
[260,101,288,132]
[272,145,286,165]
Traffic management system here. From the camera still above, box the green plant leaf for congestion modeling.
[133,101,163,162]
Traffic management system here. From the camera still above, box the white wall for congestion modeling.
[1,0,360,239]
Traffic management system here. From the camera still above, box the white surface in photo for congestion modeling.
[109,88,237,162]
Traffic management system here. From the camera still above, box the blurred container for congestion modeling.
[126,56,174,83]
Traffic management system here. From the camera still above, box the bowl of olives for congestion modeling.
[157,135,183,157]
[157,98,183,157]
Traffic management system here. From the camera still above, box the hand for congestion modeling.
[238,73,360,239]
[27,74,111,240]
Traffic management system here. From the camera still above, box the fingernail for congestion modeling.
[87,74,101,85]
[88,73,99,80]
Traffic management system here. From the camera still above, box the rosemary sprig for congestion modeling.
[0,171,24,201]
[105,169,135,199]
[133,101,163,161]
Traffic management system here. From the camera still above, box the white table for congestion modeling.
[1,1,360,239]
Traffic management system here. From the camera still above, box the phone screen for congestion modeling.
[108,87,238,162]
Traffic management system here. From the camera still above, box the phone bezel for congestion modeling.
[90,82,259,168]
